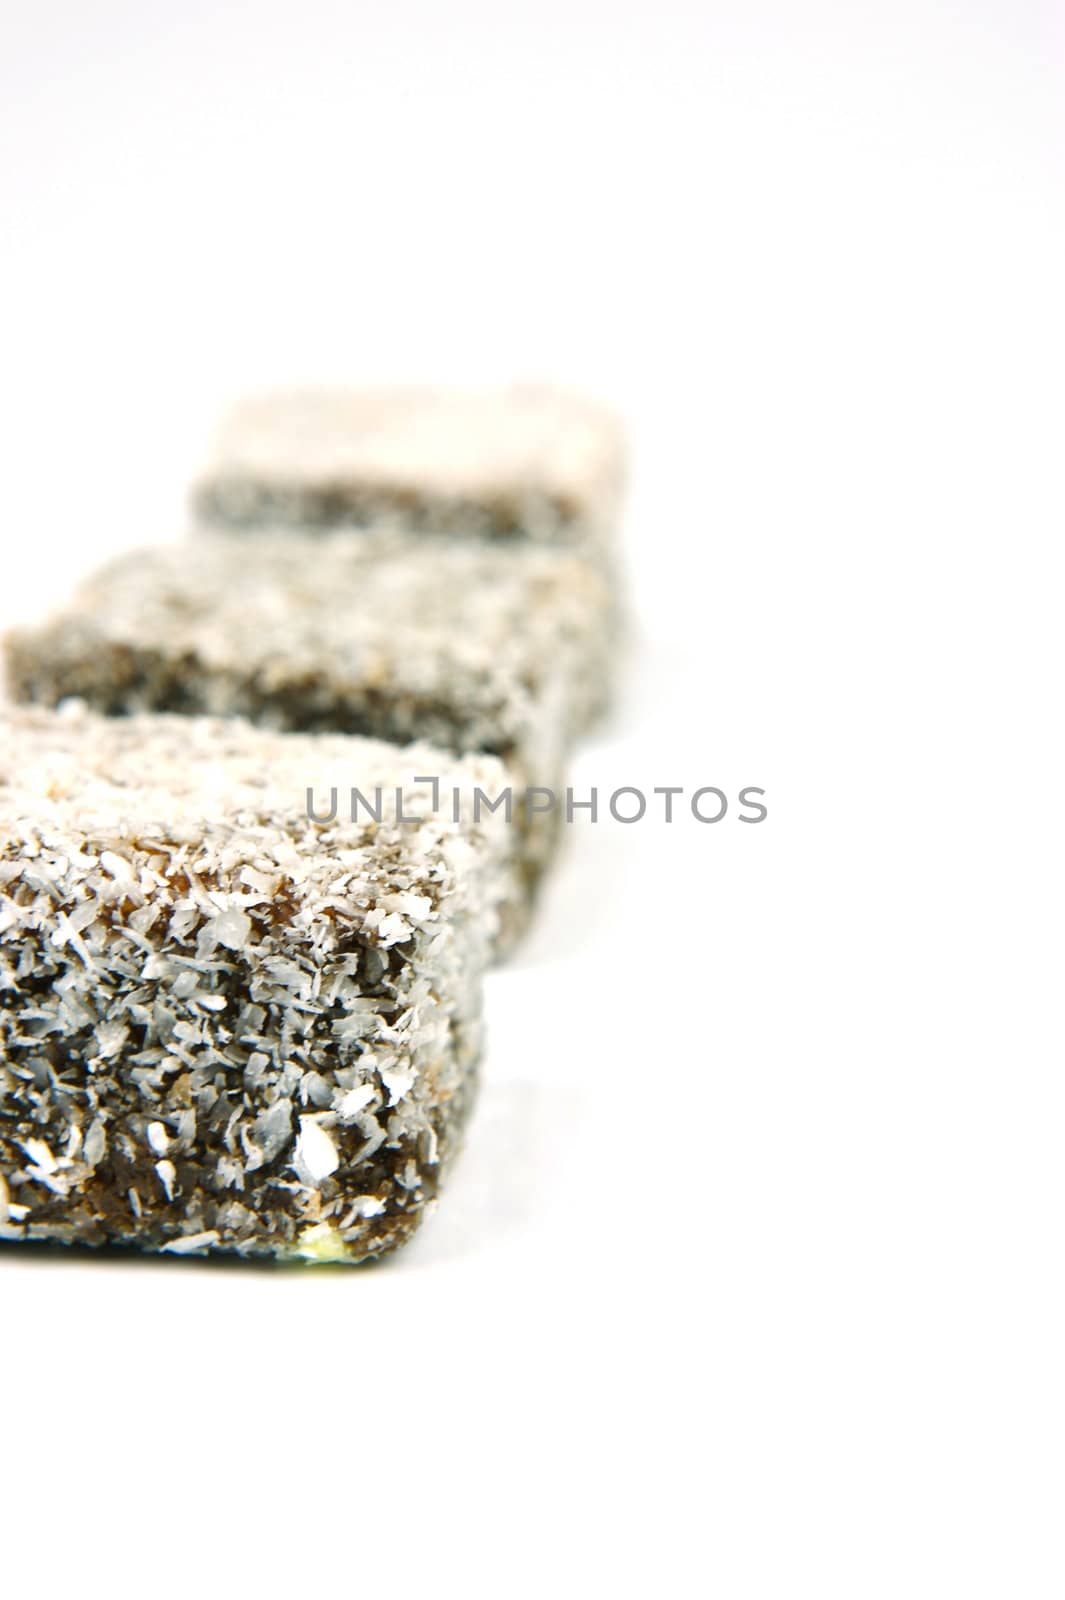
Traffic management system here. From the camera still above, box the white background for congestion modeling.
[1,3,1062,1594]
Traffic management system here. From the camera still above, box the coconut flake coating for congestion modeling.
[192,384,625,549]
[4,531,615,932]
[0,704,510,1263]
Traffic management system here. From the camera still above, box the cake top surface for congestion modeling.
[0,701,509,946]
[195,383,625,517]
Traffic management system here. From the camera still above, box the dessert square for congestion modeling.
[192,384,625,549]
[0,704,509,1263]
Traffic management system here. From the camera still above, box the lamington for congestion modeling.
[191,384,625,552]
[0,703,510,1262]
